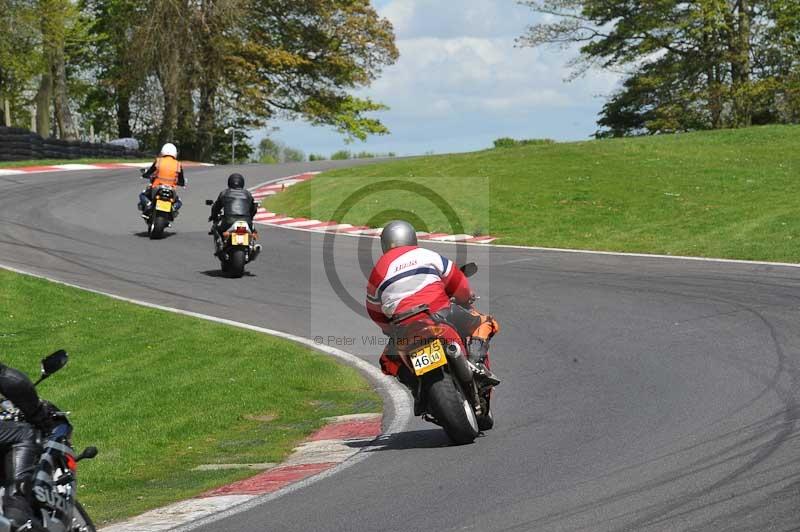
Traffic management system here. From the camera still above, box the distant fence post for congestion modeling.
[89,124,95,143]
[30,108,36,133]
[3,99,10,127]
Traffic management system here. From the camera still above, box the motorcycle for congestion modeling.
[205,200,262,278]
[391,263,496,445]
[0,350,98,532]
[139,169,177,239]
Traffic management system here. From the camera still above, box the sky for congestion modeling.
[255,1,622,157]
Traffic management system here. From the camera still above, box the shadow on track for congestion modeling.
[348,429,453,451]
[198,269,256,279]
[133,230,176,239]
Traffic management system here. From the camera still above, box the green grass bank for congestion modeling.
[0,270,380,524]
[266,125,800,262]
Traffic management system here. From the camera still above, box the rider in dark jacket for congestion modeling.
[0,363,59,531]
[209,173,258,253]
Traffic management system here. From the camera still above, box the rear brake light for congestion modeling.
[235,226,248,234]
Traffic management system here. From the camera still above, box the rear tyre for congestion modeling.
[73,501,97,532]
[228,249,246,278]
[425,371,479,445]
[150,215,168,239]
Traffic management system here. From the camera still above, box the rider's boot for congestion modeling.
[467,338,501,386]
[212,229,224,257]
[3,495,44,532]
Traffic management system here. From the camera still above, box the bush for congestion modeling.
[493,137,555,148]
[331,150,351,160]
[283,147,305,162]
[309,153,327,161]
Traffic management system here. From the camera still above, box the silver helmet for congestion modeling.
[380,220,418,253]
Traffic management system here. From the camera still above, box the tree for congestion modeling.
[257,138,281,163]
[255,137,304,163]
[0,0,39,126]
[0,0,398,157]
[518,0,800,136]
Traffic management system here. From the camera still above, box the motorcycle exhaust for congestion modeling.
[251,244,262,261]
[445,343,474,385]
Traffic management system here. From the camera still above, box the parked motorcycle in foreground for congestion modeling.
[205,200,261,278]
[391,263,496,444]
[0,350,98,532]
[140,169,177,239]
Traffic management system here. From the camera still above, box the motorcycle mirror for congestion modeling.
[37,350,68,384]
[76,446,98,462]
[139,168,146,176]
[460,263,478,278]
[205,199,214,206]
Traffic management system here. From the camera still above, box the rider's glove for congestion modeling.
[29,400,66,433]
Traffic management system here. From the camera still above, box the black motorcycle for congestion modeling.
[206,200,262,278]
[140,169,177,239]
[0,350,98,532]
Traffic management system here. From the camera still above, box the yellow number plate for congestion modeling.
[410,339,448,376]
[156,199,172,212]
[232,233,249,246]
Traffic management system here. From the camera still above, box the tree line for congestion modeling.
[252,137,395,163]
[0,0,398,161]
[519,0,800,137]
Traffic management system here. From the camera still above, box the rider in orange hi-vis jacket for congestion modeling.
[138,143,186,215]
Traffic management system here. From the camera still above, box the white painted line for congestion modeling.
[0,169,25,175]
[259,217,295,224]
[281,219,323,228]
[102,495,256,532]
[117,162,153,168]
[324,413,382,423]
[0,263,411,532]
[281,440,361,466]
[322,224,354,231]
[52,163,104,170]
[427,234,473,242]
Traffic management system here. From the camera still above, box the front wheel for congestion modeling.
[424,371,479,445]
[72,501,97,532]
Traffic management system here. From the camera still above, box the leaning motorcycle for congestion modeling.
[0,350,99,532]
[140,169,177,239]
[205,201,262,278]
[391,263,495,445]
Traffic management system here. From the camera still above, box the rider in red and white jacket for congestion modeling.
[366,221,500,389]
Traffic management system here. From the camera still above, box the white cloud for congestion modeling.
[261,0,624,155]
[364,35,619,118]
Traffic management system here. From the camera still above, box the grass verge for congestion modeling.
[0,158,150,169]
[0,269,380,524]
[266,125,800,262]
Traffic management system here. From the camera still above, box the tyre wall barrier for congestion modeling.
[0,127,147,161]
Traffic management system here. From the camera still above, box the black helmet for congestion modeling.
[227,173,245,189]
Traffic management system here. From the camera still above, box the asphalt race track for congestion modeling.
[2,162,800,531]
